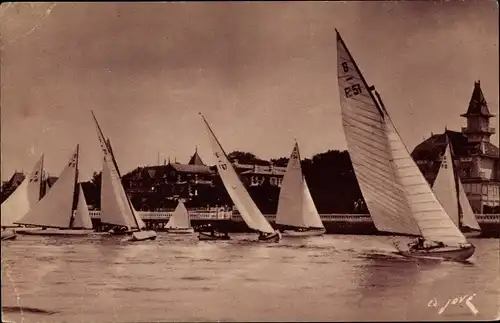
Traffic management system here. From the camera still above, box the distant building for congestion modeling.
[412,81,499,213]
[232,160,286,187]
[122,147,215,205]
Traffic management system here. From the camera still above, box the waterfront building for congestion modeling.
[411,81,499,213]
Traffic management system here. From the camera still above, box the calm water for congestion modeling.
[2,233,499,322]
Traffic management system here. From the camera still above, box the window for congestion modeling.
[251,176,259,186]
[270,177,277,186]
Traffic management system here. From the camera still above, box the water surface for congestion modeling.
[2,234,499,322]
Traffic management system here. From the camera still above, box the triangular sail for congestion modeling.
[276,142,306,228]
[166,200,191,229]
[336,30,421,236]
[92,111,145,230]
[200,114,274,234]
[432,141,460,227]
[15,148,79,229]
[73,184,93,229]
[384,117,468,245]
[337,30,467,245]
[457,179,481,231]
[1,155,44,227]
[302,178,324,229]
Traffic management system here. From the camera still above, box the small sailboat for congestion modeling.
[165,200,195,234]
[276,142,326,237]
[432,135,482,237]
[336,29,474,261]
[91,111,157,242]
[199,113,281,242]
[198,223,231,241]
[14,145,94,236]
[1,155,44,240]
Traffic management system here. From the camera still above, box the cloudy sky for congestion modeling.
[1,1,498,181]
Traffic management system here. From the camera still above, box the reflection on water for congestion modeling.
[2,234,499,322]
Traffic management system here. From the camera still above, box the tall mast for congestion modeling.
[69,144,80,229]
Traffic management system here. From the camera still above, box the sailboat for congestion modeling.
[1,155,44,240]
[199,113,281,242]
[432,134,482,237]
[91,111,157,242]
[276,141,326,236]
[165,200,195,234]
[336,29,475,261]
[14,145,94,236]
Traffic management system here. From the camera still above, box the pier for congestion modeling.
[88,210,500,238]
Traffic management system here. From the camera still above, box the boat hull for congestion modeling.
[198,232,231,241]
[123,230,157,242]
[463,231,482,238]
[166,228,195,234]
[1,230,16,240]
[258,230,282,243]
[398,244,475,261]
[15,229,94,236]
[282,227,326,237]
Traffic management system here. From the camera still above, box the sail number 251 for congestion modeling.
[345,84,362,98]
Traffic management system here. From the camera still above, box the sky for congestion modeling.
[1,1,498,181]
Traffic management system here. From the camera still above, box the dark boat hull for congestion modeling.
[198,232,231,241]
[282,227,326,237]
[258,230,281,243]
[398,244,475,261]
[15,229,94,236]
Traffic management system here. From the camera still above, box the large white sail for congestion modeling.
[166,200,191,229]
[200,114,274,234]
[337,30,467,246]
[432,140,460,226]
[384,118,468,245]
[336,30,420,236]
[302,178,324,229]
[73,184,93,229]
[276,142,306,228]
[457,178,481,231]
[94,121,143,230]
[15,148,79,228]
[1,155,44,227]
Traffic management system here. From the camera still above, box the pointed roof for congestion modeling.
[188,146,205,166]
[461,80,495,118]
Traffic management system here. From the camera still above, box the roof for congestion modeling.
[188,148,205,166]
[169,163,213,174]
[240,165,287,176]
[461,80,495,118]
[411,129,499,160]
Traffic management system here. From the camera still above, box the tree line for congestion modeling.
[80,149,366,214]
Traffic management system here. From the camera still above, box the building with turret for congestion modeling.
[412,81,499,213]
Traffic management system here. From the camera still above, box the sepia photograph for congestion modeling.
[1,1,499,322]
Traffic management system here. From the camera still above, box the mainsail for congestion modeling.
[302,178,324,229]
[91,111,145,231]
[73,184,93,229]
[200,114,275,234]
[165,200,191,229]
[336,30,467,246]
[15,147,82,229]
[276,142,305,228]
[1,155,44,227]
[276,142,323,229]
[432,138,460,226]
[433,138,481,231]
